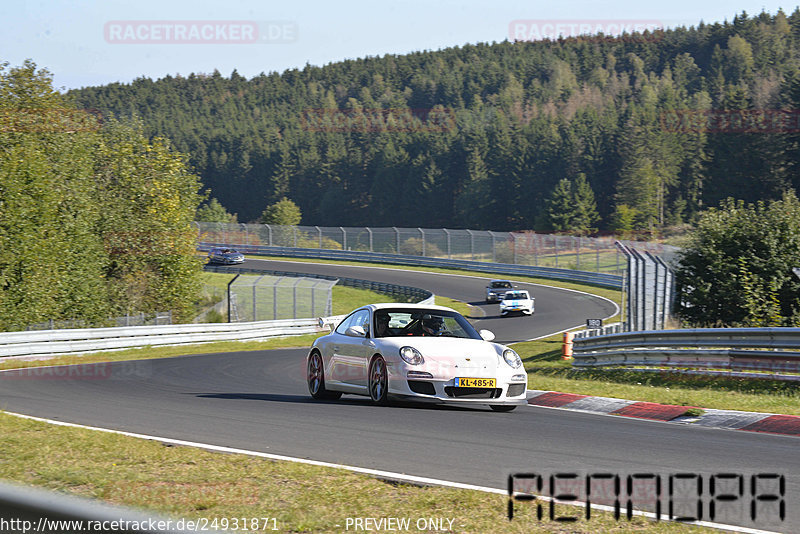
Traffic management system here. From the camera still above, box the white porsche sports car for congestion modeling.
[307,303,528,411]
[499,290,535,316]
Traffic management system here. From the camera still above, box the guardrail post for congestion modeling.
[595,239,600,272]
[466,229,475,261]
[489,231,496,262]
[293,226,298,248]
[393,226,400,254]
[444,228,451,258]
[576,236,581,270]
[366,227,372,252]
[293,279,299,318]
[227,273,240,323]
[512,233,518,265]
[418,228,425,256]
[554,236,559,268]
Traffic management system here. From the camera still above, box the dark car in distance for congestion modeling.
[485,279,514,303]
[207,247,245,265]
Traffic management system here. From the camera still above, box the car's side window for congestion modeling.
[335,310,369,335]
[353,310,370,334]
[334,312,357,334]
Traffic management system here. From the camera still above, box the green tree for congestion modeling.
[544,175,599,234]
[260,197,302,225]
[571,174,599,235]
[544,178,574,232]
[608,204,639,236]
[196,198,237,223]
[675,191,800,327]
[0,61,203,328]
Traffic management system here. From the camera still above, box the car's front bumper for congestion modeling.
[389,376,528,405]
[500,305,533,315]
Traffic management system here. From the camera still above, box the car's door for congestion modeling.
[328,309,371,391]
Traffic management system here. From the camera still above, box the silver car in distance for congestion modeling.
[307,303,528,411]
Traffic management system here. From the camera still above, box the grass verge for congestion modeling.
[513,334,800,415]
[0,412,705,533]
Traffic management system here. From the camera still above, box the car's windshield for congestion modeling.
[373,309,481,339]
[504,291,529,300]
[491,281,512,288]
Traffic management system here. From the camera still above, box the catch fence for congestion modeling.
[228,274,335,322]
[195,223,677,275]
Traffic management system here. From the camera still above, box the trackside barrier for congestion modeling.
[0,481,200,533]
[205,265,435,305]
[572,328,800,381]
[0,269,433,359]
[573,322,624,338]
[0,318,328,359]
[199,243,623,290]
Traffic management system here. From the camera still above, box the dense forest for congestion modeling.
[71,10,800,233]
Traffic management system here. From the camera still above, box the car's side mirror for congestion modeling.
[345,325,367,338]
[479,329,495,341]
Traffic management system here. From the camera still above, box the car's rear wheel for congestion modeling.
[490,404,517,412]
[368,356,389,405]
[308,351,341,400]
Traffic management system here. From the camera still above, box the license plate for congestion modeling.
[455,377,496,388]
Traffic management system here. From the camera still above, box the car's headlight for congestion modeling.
[399,346,424,365]
[502,349,522,369]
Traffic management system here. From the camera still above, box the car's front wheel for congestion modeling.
[490,404,517,412]
[368,356,389,405]
[308,351,341,400]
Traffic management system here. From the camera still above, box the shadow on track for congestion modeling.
[193,393,489,412]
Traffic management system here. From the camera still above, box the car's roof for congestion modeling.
[362,302,458,313]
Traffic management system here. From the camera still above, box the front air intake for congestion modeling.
[444,387,501,399]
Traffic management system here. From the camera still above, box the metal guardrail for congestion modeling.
[572,328,800,381]
[572,322,624,338]
[0,481,202,533]
[0,269,433,360]
[200,243,624,289]
[0,318,328,359]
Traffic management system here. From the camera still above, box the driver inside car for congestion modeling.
[420,314,445,336]
[374,313,391,337]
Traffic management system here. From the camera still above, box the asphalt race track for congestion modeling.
[1,260,797,532]
[242,258,620,343]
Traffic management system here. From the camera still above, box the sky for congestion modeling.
[2,0,797,91]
